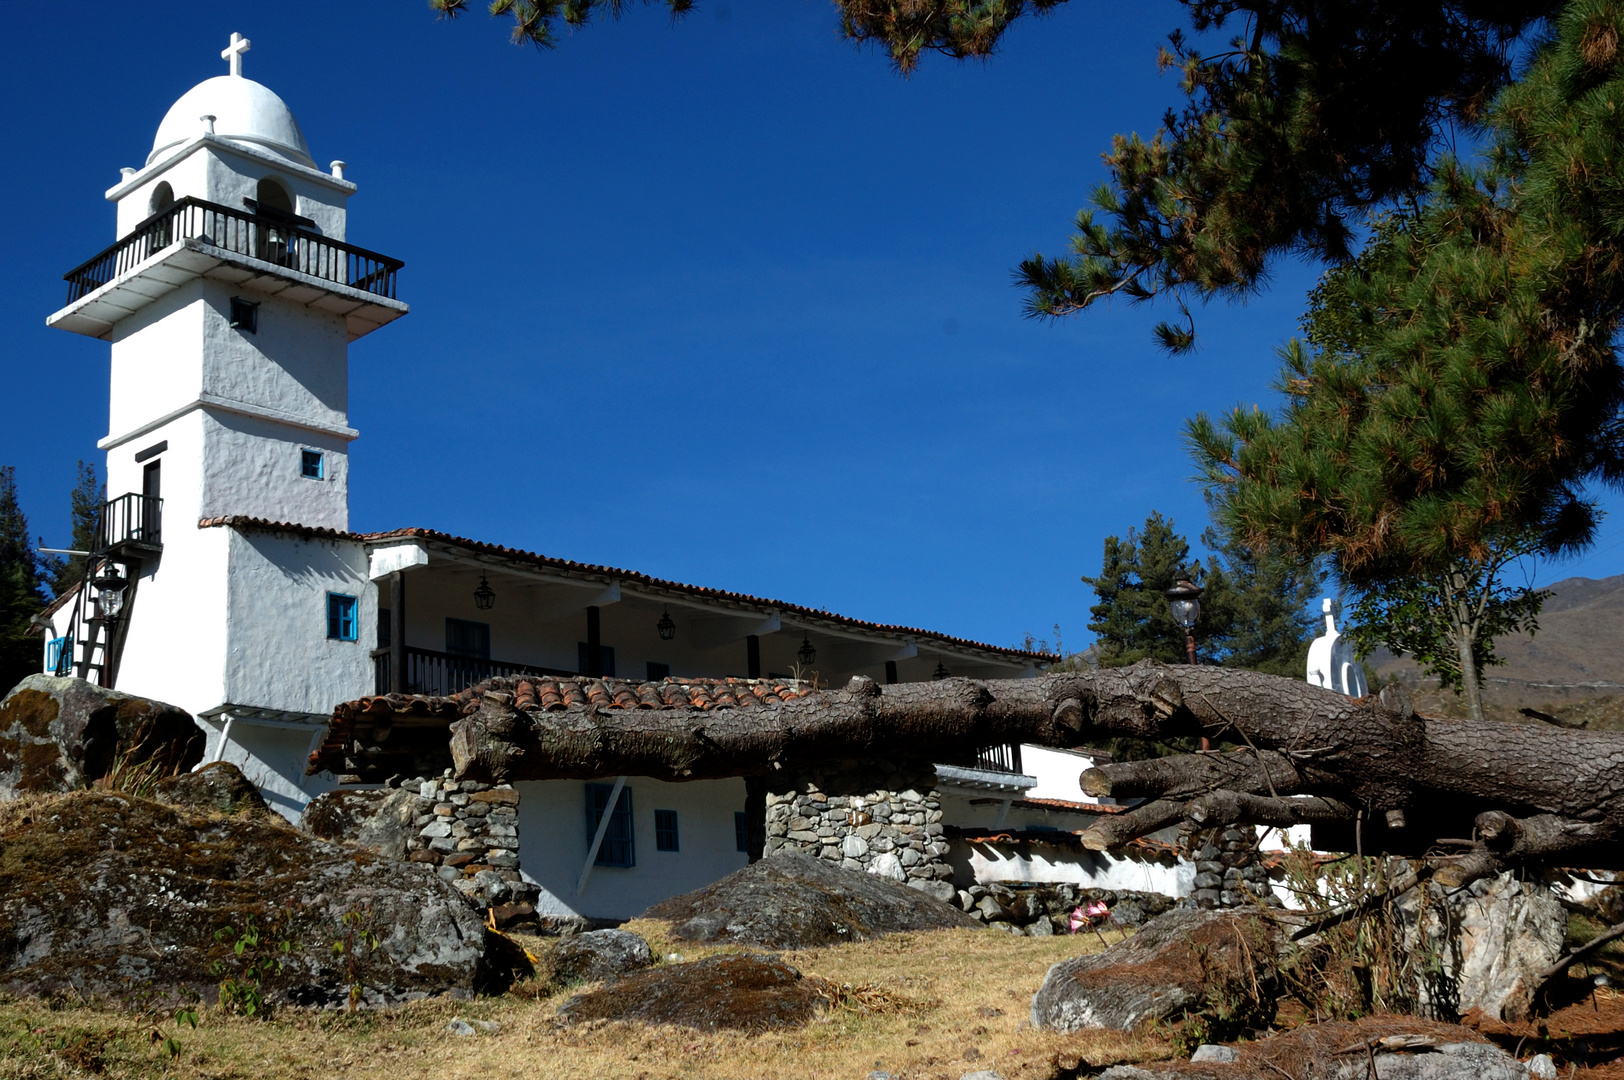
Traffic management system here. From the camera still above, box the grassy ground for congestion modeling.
[0,921,1172,1080]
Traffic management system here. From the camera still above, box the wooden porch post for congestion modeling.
[747,634,761,679]
[586,605,602,677]
[389,570,406,694]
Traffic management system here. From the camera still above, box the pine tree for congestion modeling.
[1084,511,1323,674]
[0,467,46,693]
[1082,512,1202,667]
[1199,526,1323,678]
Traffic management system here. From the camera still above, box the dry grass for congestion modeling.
[0,923,1172,1080]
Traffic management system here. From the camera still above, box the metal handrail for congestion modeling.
[94,493,162,553]
[64,196,403,304]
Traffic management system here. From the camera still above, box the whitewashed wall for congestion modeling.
[105,411,232,721]
[514,776,750,921]
[223,528,373,714]
[951,839,1194,896]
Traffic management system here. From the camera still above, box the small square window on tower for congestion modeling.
[229,297,259,333]
[327,593,357,641]
[300,449,324,480]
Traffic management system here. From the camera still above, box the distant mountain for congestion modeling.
[1367,573,1624,726]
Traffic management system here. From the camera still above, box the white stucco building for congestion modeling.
[33,39,1074,919]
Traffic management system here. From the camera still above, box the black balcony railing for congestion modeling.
[971,743,1024,775]
[94,493,162,558]
[372,646,573,698]
[64,196,403,305]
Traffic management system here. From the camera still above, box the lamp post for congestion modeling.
[1164,574,1205,748]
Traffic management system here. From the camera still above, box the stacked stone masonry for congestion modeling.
[1184,823,1273,910]
[400,771,541,919]
[764,760,956,903]
[955,883,1177,936]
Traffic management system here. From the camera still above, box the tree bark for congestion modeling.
[325,662,1624,881]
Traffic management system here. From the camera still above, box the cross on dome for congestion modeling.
[221,32,251,78]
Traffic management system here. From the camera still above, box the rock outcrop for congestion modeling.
[1031,907,1279,1033]
[153,760,271,817]
[0,790,515,1007]
[1092,1019,1527,1079]
[642,851,980,949]
[549,929,654,985]
[0,676,202,797]
[1397,871,1565,1021]
[558,953,829,1031]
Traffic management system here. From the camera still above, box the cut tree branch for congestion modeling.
[319,661,1624,875]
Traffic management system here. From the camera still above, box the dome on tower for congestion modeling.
[148,75,314,168]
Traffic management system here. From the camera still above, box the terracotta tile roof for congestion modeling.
[199,515,1058,664]
[1015,796,1126,814]
[311,674,814,775]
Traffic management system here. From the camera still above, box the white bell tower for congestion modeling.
[44,35,406,725]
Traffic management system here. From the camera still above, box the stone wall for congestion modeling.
[763,759,955,902]
[304,771,541,928]
[404,771,539,922]
[1185,823,1272,909]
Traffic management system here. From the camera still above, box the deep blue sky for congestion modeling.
[3,1,1618,654]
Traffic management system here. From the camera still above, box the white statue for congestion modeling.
[1305,598,1367,698]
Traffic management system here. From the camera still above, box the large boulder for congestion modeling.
[1397,872,1565,1021]
[641,851,980,949]
[550,929,654,985]
[1095,1022,1528,1079]
[153,761,271,817]
[0,676,203,797]
[0,790,518,1007]
[1031,907,1280,1033]
[558,953,829,1031]
[300,787,420,859]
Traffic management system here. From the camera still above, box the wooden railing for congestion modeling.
[372,646,573,697]
[64,196,403,304]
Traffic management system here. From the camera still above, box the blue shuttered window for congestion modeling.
[327,594,357,641]
[585,783,635,868]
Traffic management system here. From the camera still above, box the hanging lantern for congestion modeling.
[797,636,816,666]
[93,563,128,617]
[932,662,950,680]
[657,607,676,641]
[473,574,496,611]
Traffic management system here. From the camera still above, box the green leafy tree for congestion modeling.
[0,467,46,693]
[1347,539,1549,721]
[41,461,103,599]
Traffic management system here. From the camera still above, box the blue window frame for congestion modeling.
[300,449,324,480]
[735,811,749,853]
[655,809,679,852]
[327,593,357,641]
[585,783,635,868]
[45,636,71,673]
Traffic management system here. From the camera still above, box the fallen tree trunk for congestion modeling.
[322,662,1624,883]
